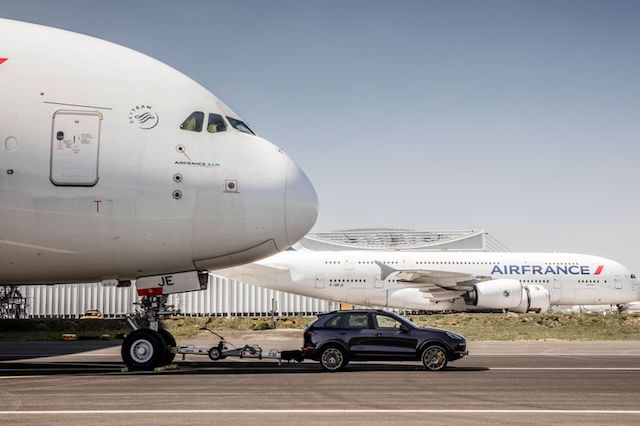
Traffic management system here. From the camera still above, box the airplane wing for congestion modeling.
[376,261,489,302]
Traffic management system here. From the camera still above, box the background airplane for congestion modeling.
[215,249,640,313]
[0,19,318,369]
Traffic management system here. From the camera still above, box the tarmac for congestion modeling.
[0,330,639,425]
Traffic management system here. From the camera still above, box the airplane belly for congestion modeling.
[0,193,196,283]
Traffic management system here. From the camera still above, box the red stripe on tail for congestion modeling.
[137,287,163,297]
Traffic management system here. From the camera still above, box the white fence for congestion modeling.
[20,275,338,318]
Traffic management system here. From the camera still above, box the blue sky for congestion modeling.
[3,0,640,271]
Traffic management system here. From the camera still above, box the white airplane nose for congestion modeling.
[285,159,318,246]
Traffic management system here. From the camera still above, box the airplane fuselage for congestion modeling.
[0,19,317,284]
[224,251,640,310]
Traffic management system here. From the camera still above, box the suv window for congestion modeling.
[374,314,403,330]
[323,312,371,329]
[180,111,204,132]
[345,313,370,329]
[324,314,343,328]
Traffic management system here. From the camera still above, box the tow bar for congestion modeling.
[175,328,304,365]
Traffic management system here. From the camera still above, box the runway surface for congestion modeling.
[0,334,639,425]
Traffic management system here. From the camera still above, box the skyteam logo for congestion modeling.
[129,105,159,129]
[491,265,604,276]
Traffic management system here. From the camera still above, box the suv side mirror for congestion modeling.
[399,324,409,333]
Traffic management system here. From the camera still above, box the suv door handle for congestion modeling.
[338,331,346,335]
[375,333,382,337]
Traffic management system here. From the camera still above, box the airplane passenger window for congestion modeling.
[180,111,204,132]
[207,113,227,133]
[226,116,255,135]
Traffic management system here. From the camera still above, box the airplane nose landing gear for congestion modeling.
[121,295,177,370]
[122,328,166,370]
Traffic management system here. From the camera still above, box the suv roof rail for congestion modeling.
[319,308,391,315]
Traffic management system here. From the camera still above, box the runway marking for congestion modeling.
[473,353,640,356]
[0,368,117,373]
[0,376,43,379]
[2,366,639,374]
[1,409,640,415]
[0,353,119,357]
[1,352,638,358]
[490,367,640,371]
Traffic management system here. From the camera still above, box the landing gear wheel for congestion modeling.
[421,345,448,371]
[208,347,223,361]
[121,329,165,371]
[158,328,176,365]
[319,346,347,372]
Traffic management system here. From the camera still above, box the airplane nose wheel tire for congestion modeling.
[158,328,177,365]
[421,345,448,371]
[121,329,166,371]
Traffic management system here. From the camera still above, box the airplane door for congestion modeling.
[344,258,354,270]
[614,275,623,289]
[553,278,562,289]
[315,275,325,289]
[374,278,384,288]
[50,110,102,186]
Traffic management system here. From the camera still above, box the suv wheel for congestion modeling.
[320,346,347,372]
[421,345,448,371]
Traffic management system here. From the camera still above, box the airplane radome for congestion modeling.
[0,19,317,370]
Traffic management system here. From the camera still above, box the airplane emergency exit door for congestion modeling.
[50,110,102,186]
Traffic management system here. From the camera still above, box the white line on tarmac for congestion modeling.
[3,353,639,358]
[0,376,44,379]
[1,409,639,415]
[1,367,638,374]
[0,353,118,357]
[489,367,640,371]
[474,353,640,356]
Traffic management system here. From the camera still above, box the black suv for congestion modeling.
[302,309,467,371]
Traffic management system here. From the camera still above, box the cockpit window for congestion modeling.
[226,116,255,135]
[180,112,204,132]
[207,113,227,133]
[632,274,636,279]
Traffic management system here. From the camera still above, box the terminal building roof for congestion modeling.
[297,228,510,252]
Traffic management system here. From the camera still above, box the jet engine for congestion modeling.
[512,284,550,313]
[466,280,550,313]
[466,279,523,309]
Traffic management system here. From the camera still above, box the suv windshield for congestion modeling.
[226,116,255,135]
